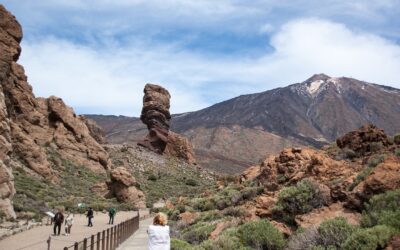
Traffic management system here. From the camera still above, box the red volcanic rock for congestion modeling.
[336,124,390,155]
[138,84,196,163]
[139,84,171,154]
[165,131,196,164]
[108,167,146,208]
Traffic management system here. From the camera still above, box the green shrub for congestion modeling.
[361,189,400,229]
[182,222,216,244]
[343,148,357,159]
[318,217,356,248]
[394,134,400,145]
[237,219,285,250]
[286,226,320,250]
[195,210,223,223]
[191,198,216,212]
[222,207,245,217]
[171,238,192,250]
[369,142,383,152]
[348,167,374,191]
[148,174,157,181]
[241,186,264,200]
[342,225,397,250]
[186,179,198,186]
[273,179,329,224]
[367,154,385,168]
[395,148,400,157]
[200,234,248,250]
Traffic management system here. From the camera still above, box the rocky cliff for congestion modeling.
[0,5,143,218]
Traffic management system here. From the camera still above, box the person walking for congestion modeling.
[147,213,170,250]
[87,207,94,227]
[64,213,74,235]
[108,207,116,225]
[53,209,64,236]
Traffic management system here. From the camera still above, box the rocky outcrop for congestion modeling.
[139,84,171,153]
[294,202,361,229]
[165,131,196,164]
[0,5,22,219]
[336,124,390,155]
[83,117,106,144]
[0,5,114,217]
[349,156,400,209]
[108,167,146,208]
[138,84,196,163]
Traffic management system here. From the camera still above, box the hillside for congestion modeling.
[160,125,400,249]
[87,74,400,173]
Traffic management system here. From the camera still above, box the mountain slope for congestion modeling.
[88,74,400,173]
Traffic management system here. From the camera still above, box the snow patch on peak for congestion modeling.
[307,80,324,94]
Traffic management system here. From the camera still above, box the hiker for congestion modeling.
[87,207,94,227]
[64,212,74,235]
[147,213,170,250]
[108,207,116,225]
[53,209,64,236]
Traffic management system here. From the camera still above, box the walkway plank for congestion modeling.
[117,217,153,250]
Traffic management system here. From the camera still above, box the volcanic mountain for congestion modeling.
[88,74,400,173]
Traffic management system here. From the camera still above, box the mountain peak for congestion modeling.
[305,73,331,83]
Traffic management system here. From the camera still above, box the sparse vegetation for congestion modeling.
[272,179,330,224]
[342,225,397,250]
[393,134,400,145]
[237,219,285,250]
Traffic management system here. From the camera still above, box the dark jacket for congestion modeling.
[87,209,94,218]
[54,212,64,224]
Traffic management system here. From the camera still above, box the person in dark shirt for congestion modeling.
[108,207,116,225]
[87,207,94,227]
[53,209,64,236]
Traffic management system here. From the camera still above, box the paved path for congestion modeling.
[0,211,148,250]
[117,217,153,250]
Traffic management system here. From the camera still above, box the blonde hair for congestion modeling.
[153,212,168,226]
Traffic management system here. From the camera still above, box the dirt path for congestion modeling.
[116,217,153,250]
[0,211,146,250]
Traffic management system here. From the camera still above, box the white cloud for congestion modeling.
[20,18,400,116]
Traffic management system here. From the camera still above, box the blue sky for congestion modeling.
[2,0,400,116]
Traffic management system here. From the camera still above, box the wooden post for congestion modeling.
[47,236,51,250]
[110,227,114,250]
[102,230,105,250]
[90,235,95,250]
[106,228,110,250]
[97,232,101,250]
[83,238,88,250]
[74,242,79,250]
[114,225,118,248]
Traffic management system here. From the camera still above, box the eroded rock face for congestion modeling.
[165,131,196,164]
[336,124,389,155]
[0,5,112,217]
[138,84,196,163]
[348,156,400,209]
[108,167,146,208]
[139,84,171,153]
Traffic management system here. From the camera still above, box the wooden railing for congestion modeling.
[63,215,139,250]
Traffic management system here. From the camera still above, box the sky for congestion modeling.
[2,0,400,116]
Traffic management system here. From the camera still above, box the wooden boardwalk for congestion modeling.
[116,217,153,250]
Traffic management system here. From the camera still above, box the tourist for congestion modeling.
[108,207,116,225]
[64,212,74,235]
[53,209,64,236]
[87,207,94,227]
[147,213,170,250]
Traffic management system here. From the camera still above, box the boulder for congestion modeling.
[336,124,389,155]
[108,167,146,208]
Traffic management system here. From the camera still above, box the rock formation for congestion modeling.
[336,124,390,155]
[108,167,146,208]
[139,84,196,164]
[0,5,115,218]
